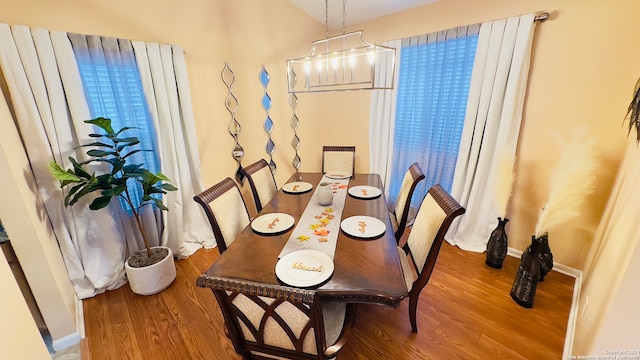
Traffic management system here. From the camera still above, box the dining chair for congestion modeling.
[389,162,426,243]
[197,276,356,360]
[397,184,465,333]
[321,146,355,174]
[240,159,278,213]
[193,177,250,255]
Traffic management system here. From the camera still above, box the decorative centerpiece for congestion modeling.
[49,117,178,295]
[511,130,597,308]
[486,149,516,269]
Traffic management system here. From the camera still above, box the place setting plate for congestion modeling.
[340,216,386,239]
[348,185,382,199]
[275,249,334,287]
[251,213,295,235]
[325,171,352,180]
[282,181,313,194]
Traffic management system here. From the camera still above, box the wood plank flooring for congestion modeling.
[82,240,574,359]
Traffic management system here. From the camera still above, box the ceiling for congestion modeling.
[288,0,440,30]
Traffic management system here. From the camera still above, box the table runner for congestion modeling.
[278,176,350,259]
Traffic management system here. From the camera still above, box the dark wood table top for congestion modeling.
[198,172,407,307]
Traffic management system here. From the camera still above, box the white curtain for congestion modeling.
[0,24,213,298]
[447,14,536,251]
[369,39,401,197]
[131,41,215,256]
[0,25,128,298]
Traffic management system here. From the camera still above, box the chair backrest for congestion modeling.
[404,184,465,293]
[393,162,426,241]
[197,276,355,360]
[240,159,278,213]
[322,146,355,174]
[193,177,251,254]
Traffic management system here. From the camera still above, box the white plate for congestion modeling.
[340,216,386,239]
[275,249,334,287]
[282,181,313,194]
[325,171,352,179]
[348,185,382,199]
[251,213,295,235]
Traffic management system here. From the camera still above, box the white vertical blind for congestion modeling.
[388,26,479,208]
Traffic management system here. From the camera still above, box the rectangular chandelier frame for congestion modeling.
[286,31,396,93]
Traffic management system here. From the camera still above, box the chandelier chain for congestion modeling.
[324,0,329,39]
[342,0,347,35]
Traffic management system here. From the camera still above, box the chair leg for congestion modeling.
[408,293,419,333]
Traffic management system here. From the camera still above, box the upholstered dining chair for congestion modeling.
[193,177,250,255]
[389,162,425,243]
[321,146,355,174]
[196,276,356,360]
[397,184,465,333]
[240,159,278,213]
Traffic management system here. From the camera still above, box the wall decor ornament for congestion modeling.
[260,65,276,174]
[222,62,245,183]
[289,70,301,172]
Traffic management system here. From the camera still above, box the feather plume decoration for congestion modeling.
[493,147,516,218]
[626,77,640,142]
[534,130,598,238]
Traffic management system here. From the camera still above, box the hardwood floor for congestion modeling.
[82,240,574,359]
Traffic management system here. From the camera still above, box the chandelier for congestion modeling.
[286,0,396,93]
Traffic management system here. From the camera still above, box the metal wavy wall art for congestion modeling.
[260,65,276,174]
[222,62,245,183]
[288,68,301,172]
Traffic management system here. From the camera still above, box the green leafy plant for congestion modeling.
[49,117,177,264]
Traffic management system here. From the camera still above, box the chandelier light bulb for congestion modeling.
[368,50,376,64]
[348,53,356,67]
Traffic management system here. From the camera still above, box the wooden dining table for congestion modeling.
[197,172,408,307]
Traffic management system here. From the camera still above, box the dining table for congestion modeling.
[197,172,408,307]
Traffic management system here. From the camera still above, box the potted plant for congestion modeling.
[49,117,178,295]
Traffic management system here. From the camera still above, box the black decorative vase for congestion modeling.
[510,236,541,308]
[485,217,509,269]
[536,234,553,282]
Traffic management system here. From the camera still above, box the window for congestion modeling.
[388,32,478,206]
[73,41,160,213]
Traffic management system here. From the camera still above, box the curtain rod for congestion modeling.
[534,12,550,22]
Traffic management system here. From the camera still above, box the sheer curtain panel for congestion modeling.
[370,40,402,194]
[131,41,215,256]
[447,14,536,251]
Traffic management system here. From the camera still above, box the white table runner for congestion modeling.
[278,176,350,259]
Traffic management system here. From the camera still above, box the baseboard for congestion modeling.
[52,296,84,352]
[562,271,582,359]
[76,296,85,339]
[506,247,582,359]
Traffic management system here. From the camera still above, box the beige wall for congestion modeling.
[0,97,77,348]
[1,0,639,354]
[0,248,50,359]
